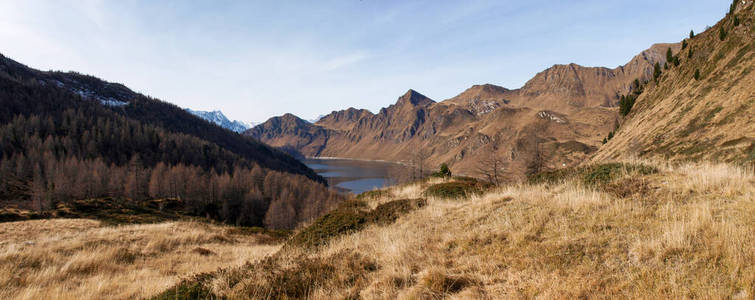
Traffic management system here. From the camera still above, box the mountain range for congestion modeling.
[247,43,700,179]
[185,109,255,133]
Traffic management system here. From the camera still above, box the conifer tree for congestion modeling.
[653,62,662,81]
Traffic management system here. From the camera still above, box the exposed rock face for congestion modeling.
[246,43,684,180]
[444,84,512,115]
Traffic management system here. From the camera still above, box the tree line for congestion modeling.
[0,151,343,229]
[0,59,344,229]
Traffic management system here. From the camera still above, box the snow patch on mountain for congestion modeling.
[308,114,327,123]
[100,98,128,107]
[186,109,253,133]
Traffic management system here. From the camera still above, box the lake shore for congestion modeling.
[305,156,407,166]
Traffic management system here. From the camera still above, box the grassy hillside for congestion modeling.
[0,219,282,299]
[593,1,755,164]
[152,160,754,299]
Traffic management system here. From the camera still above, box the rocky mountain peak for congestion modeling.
[396,89,434,107]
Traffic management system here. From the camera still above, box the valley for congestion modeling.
[0,0,753,299]
[247,43,688,181]
[303,158,401,195]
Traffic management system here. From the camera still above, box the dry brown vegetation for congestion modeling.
[0,220,280,299]
[175,160,754,299]
[2,160,752,299]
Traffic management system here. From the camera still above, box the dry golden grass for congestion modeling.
[0,220,279,299]
[206,161,754,299]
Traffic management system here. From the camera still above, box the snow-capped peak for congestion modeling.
[186,109,254,133]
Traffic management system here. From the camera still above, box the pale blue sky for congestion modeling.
[0,0,730,123]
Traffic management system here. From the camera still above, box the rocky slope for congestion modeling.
[248,43,680,179]
[592,2,754,164]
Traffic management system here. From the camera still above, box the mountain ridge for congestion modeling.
[247,42,683,179]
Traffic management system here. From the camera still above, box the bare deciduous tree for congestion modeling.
[410,148,431,180]
[526,140,545,177]
[475,146,507,186]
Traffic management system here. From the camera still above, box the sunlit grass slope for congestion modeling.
[163,161,754,299]
[0,220,280,299]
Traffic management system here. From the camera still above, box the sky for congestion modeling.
[0,0,731,123]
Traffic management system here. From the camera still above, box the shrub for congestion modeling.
[368,198,427,225]
[424,181,484,199]
[287,200,369,249]
[688,47,694,59]
[694,69,701,80]
[682,40,688,50]
[238,251,377,299]
[582,163,658,186]
[528,163,658,186]
[439,164,452,177]
[734,16,740,26]
[528,168,582,184]
[287,198,428,249]
[151,273,218,300]
[690,30,695,39]
[666,47,673,62]
[431,163,453,178]
[719,27,727,41]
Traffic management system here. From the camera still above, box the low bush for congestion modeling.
[582,163,656,185]
[288,198,428,249]
[369,198,427,225]
[423,181,485,199]
[528,163,658,186]
[237,251,377,299]
[151,273,219,300]
[287,200,369,249]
